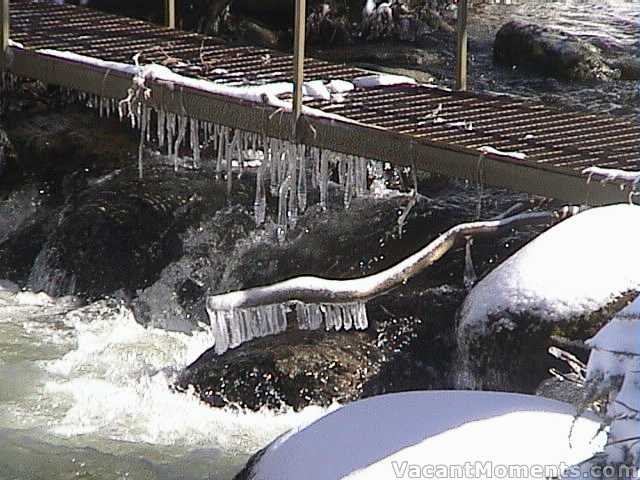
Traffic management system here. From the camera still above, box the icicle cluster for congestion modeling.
[209,304,289,355]
[298,302,368,331]
[66,90,376,238]
[207,301,368,355]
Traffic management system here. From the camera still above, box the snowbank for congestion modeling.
[456,204,640,390]
[239,391,605,480]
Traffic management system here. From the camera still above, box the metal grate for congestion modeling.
[8,0,640,177]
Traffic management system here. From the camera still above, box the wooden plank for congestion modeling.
[292,0,306,139]
[455,0,468,91]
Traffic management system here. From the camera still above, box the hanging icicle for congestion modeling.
[254,160,267,225]
[209,304,289,354]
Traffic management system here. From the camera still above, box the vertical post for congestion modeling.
[292,0,306,139]
[455,0,468,91]
[1,0,9,68]
[164,0,176,29]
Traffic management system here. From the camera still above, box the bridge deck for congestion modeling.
[4,0,639,204]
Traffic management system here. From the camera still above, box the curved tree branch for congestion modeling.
[207,208,581,311]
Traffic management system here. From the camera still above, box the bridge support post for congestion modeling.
[1,0,8,68]
[164,0,176,28]
[292,0,306,139]
[455,0,468,91]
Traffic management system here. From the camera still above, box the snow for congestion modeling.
[8,39,24,49]
[586,301,640,355]
[353,73,417,88]
[479,146,527,160]
[582,166,640,186]
[326,79,355,94]
[459,204,640,331]
[35,50,354,124]
[248,391,606,480]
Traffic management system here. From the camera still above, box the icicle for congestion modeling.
[254,160,266,225]
[288,143,299,229]
[319,149,329,210]
[216,126,226,175]
[235,130,244,176]
[277,176,290,243]
[137,106,148,180]
[310,147,320,190]
[209,304,289,355]
[343,156,354,209]
[227,130,235,196]
[145,106,152,143]
[463,237,477,290]
[189,117,201,167]
[293,302,369,333]
[173,115,188,171]
[269,138,280,196]
[298,144,307,212]
[156,110,166,148]
[166,112,176,159]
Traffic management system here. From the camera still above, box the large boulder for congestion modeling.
[456,204,640,393]
[494,20,620,81]
[27,165,238,299]
[234,391,605,480]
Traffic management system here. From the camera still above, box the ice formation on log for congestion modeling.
[207,301,368,355]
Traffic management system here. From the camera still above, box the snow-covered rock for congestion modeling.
[456,204,640,392]
[235,391,606,480]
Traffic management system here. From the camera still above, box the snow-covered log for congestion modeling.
[456,204,640,392]
[206,210,569,355]
[234,391,606,480]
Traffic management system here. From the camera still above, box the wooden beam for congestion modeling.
[292,0,306,139]
[455,0,468,91]
[0,0,8,67]
[164,0,176,29]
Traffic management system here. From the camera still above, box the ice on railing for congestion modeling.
[207,301,368,355]
[49,83,392,240]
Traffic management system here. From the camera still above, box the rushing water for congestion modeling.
[466,0,640,118]
[0,299,331,479]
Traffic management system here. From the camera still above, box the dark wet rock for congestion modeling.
[4,107,136,189]
[536,377,585,408]
[27,165,238,300]
[611,56,640,81]
[494,21,620,81]
[0,216,51,286]
[0,127,15,178]
[131,202,258,331]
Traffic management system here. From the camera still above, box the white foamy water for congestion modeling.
[0,295,333,480]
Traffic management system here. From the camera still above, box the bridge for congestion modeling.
[1,0,639,205]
